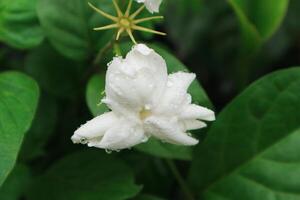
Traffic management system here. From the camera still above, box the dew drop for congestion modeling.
[107,61,113,66]
[105,149,112,154]
[141,136,149,143]
[80,138,88,144]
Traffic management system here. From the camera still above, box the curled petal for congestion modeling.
[94,121,145,150]
[101,98,138,121]
[105,44,168,113]
[71,112,118,144]
[154,72,195,114]
[144,116,199,146]
[181,120,207,131]
[180,104,215,121]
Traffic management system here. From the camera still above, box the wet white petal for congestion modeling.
[136,0,162,13]
[181,120,207,131]
[154,72,195,115]
[105,44,167,114]
[144,116,199,145]
[71,112,118,144]
[72,44,215,151]
[94,121,145,150]
[180,104,215,121]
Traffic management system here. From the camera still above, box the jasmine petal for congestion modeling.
[72,44,215,151]
[136,0,162,13]
[144,116,199,145]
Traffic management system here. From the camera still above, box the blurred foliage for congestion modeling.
[0,0,300,199]
[0,0,44,49]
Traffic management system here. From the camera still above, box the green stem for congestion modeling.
[82,37,116,83]
[93,39,115,66]
[113,43,122,56]
[166,159,195,200]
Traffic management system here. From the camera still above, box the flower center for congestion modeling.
[119,17,131,28]
[139,108,152,120]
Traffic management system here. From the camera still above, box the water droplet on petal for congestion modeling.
[105,149,112,154]
[80,138,88,144]
[141,136,149,143]
[107,61,113,66]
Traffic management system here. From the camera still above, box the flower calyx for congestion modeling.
[88,0,166,44]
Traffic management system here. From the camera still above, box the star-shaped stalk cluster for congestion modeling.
[88,0,166,44]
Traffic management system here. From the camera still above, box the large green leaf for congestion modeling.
[86,73,108,116]
[189,67,300,199]
[0,164,31,199]
[37,0,113,60]
[136,138,192,160]
[228,0,289,52]
[0,0,44,49]
[20,94,57,161]
[134,194,166,200]
[124,154,173,197]
[0,71,39,186]
[26,150,141,200]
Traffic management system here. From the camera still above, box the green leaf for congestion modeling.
[0,71,39,186]
[37,0,113,60]
[20,94,57,161]
[0,0,44,49]
[26,150,141,200]
[228,0,289,52]
[134,194,166,200]
[135,45,213,160]
[136,138,192,160]
[124,154,173,196]
[189,67,300,199]
[25,42,83,98]
[0,164,31,199]
[86,73,108,116]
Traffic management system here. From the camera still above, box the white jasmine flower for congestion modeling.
[71,44,215,151]
[136,0,162,13]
